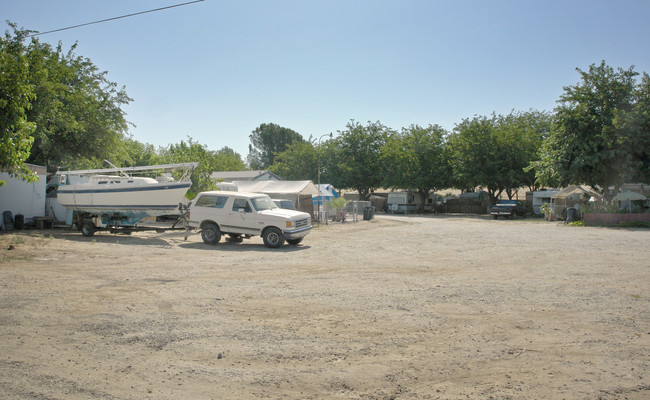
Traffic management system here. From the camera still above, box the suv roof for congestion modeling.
[197,191,267,199]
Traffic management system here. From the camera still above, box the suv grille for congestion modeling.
[295,218,310,228]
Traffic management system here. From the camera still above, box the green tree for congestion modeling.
[448,115,501,201]
[159,138,246,199]
[159,138,217,199]
[324,120,391,200]
[381,124,451,211]
[24,39,132,169]
[269,140,319,181]
[534,61,643,202]
[496,110,551,195]
[0,24,36,184]
[613,72,650,184]
[119,138,162,167]
[247,123,304,169]
[212,146,247,172]
[449,111,550,203]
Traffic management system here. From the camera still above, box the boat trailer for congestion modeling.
[75,204,192,238]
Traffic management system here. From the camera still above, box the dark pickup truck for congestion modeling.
[490,200,527,219]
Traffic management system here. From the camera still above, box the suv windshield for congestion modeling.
[251,196,278,211]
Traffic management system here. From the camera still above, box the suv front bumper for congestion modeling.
[283,225,312,240]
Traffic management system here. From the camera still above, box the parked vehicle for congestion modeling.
[272,199,296,210]
[188,191,312,248]
[490,200,527,219]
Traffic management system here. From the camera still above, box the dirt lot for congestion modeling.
[0,215,648,399]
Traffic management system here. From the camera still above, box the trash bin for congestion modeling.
[14,214,24,230]
[2,211,13,230]
[566,207,576,222]
[363,206,375,221]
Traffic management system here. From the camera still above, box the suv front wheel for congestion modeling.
[263,227,285,248]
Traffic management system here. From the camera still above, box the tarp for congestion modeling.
[232,180,319,196]
[315,184,338,198]
[212,170,281,181]
[233,180,317,216]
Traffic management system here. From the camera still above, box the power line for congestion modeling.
[28,0,205,37]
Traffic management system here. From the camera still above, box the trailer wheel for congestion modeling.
[263,227,285,248]
[81,220,95,237]
[201,223,221,245]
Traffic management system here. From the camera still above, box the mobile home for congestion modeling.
[387,191,419,213]
[531,190,560,215]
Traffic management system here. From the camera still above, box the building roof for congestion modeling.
[552,185,601,200]
[2,163,47,176]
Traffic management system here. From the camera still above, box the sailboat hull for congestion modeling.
[57,181,191,217]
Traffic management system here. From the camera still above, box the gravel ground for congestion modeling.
[0,214,649,399]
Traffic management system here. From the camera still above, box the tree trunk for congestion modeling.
[357,188,371,201]
[417,189,429,213]
[487,187,503,204]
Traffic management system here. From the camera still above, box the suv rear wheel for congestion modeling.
[201,223,221,245]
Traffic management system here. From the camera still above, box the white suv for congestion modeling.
[187,191,312,248]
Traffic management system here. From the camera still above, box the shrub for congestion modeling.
[618,221,650,228]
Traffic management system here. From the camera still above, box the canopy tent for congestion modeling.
[211,170,281,181]
[232,180,317,216]
[613,190,647,212]
[551,185,601,218]
[314,184,339,205]
[613,190,647,202]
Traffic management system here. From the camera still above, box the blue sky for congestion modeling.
[4,0,650,159]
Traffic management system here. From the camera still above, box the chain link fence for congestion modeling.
[316,200,374,223]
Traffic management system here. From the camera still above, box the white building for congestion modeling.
[0,164,47,229]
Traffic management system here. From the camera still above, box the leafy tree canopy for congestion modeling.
[448,115,499,198]
[0,23,36,184]
[1,22,133,176]
[448,110,549,203]
[119,138,163,167]
[247,123,304,170]
[24,35,132,170]
[496,110,551,194]
[324,120,391,200]
[159,138,246,199]
[381,124,451,210]
[533,61,647,202]
[619,72,650,184]
[269,140,319,181]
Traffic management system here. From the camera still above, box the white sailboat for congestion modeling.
[56,162,198,218]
